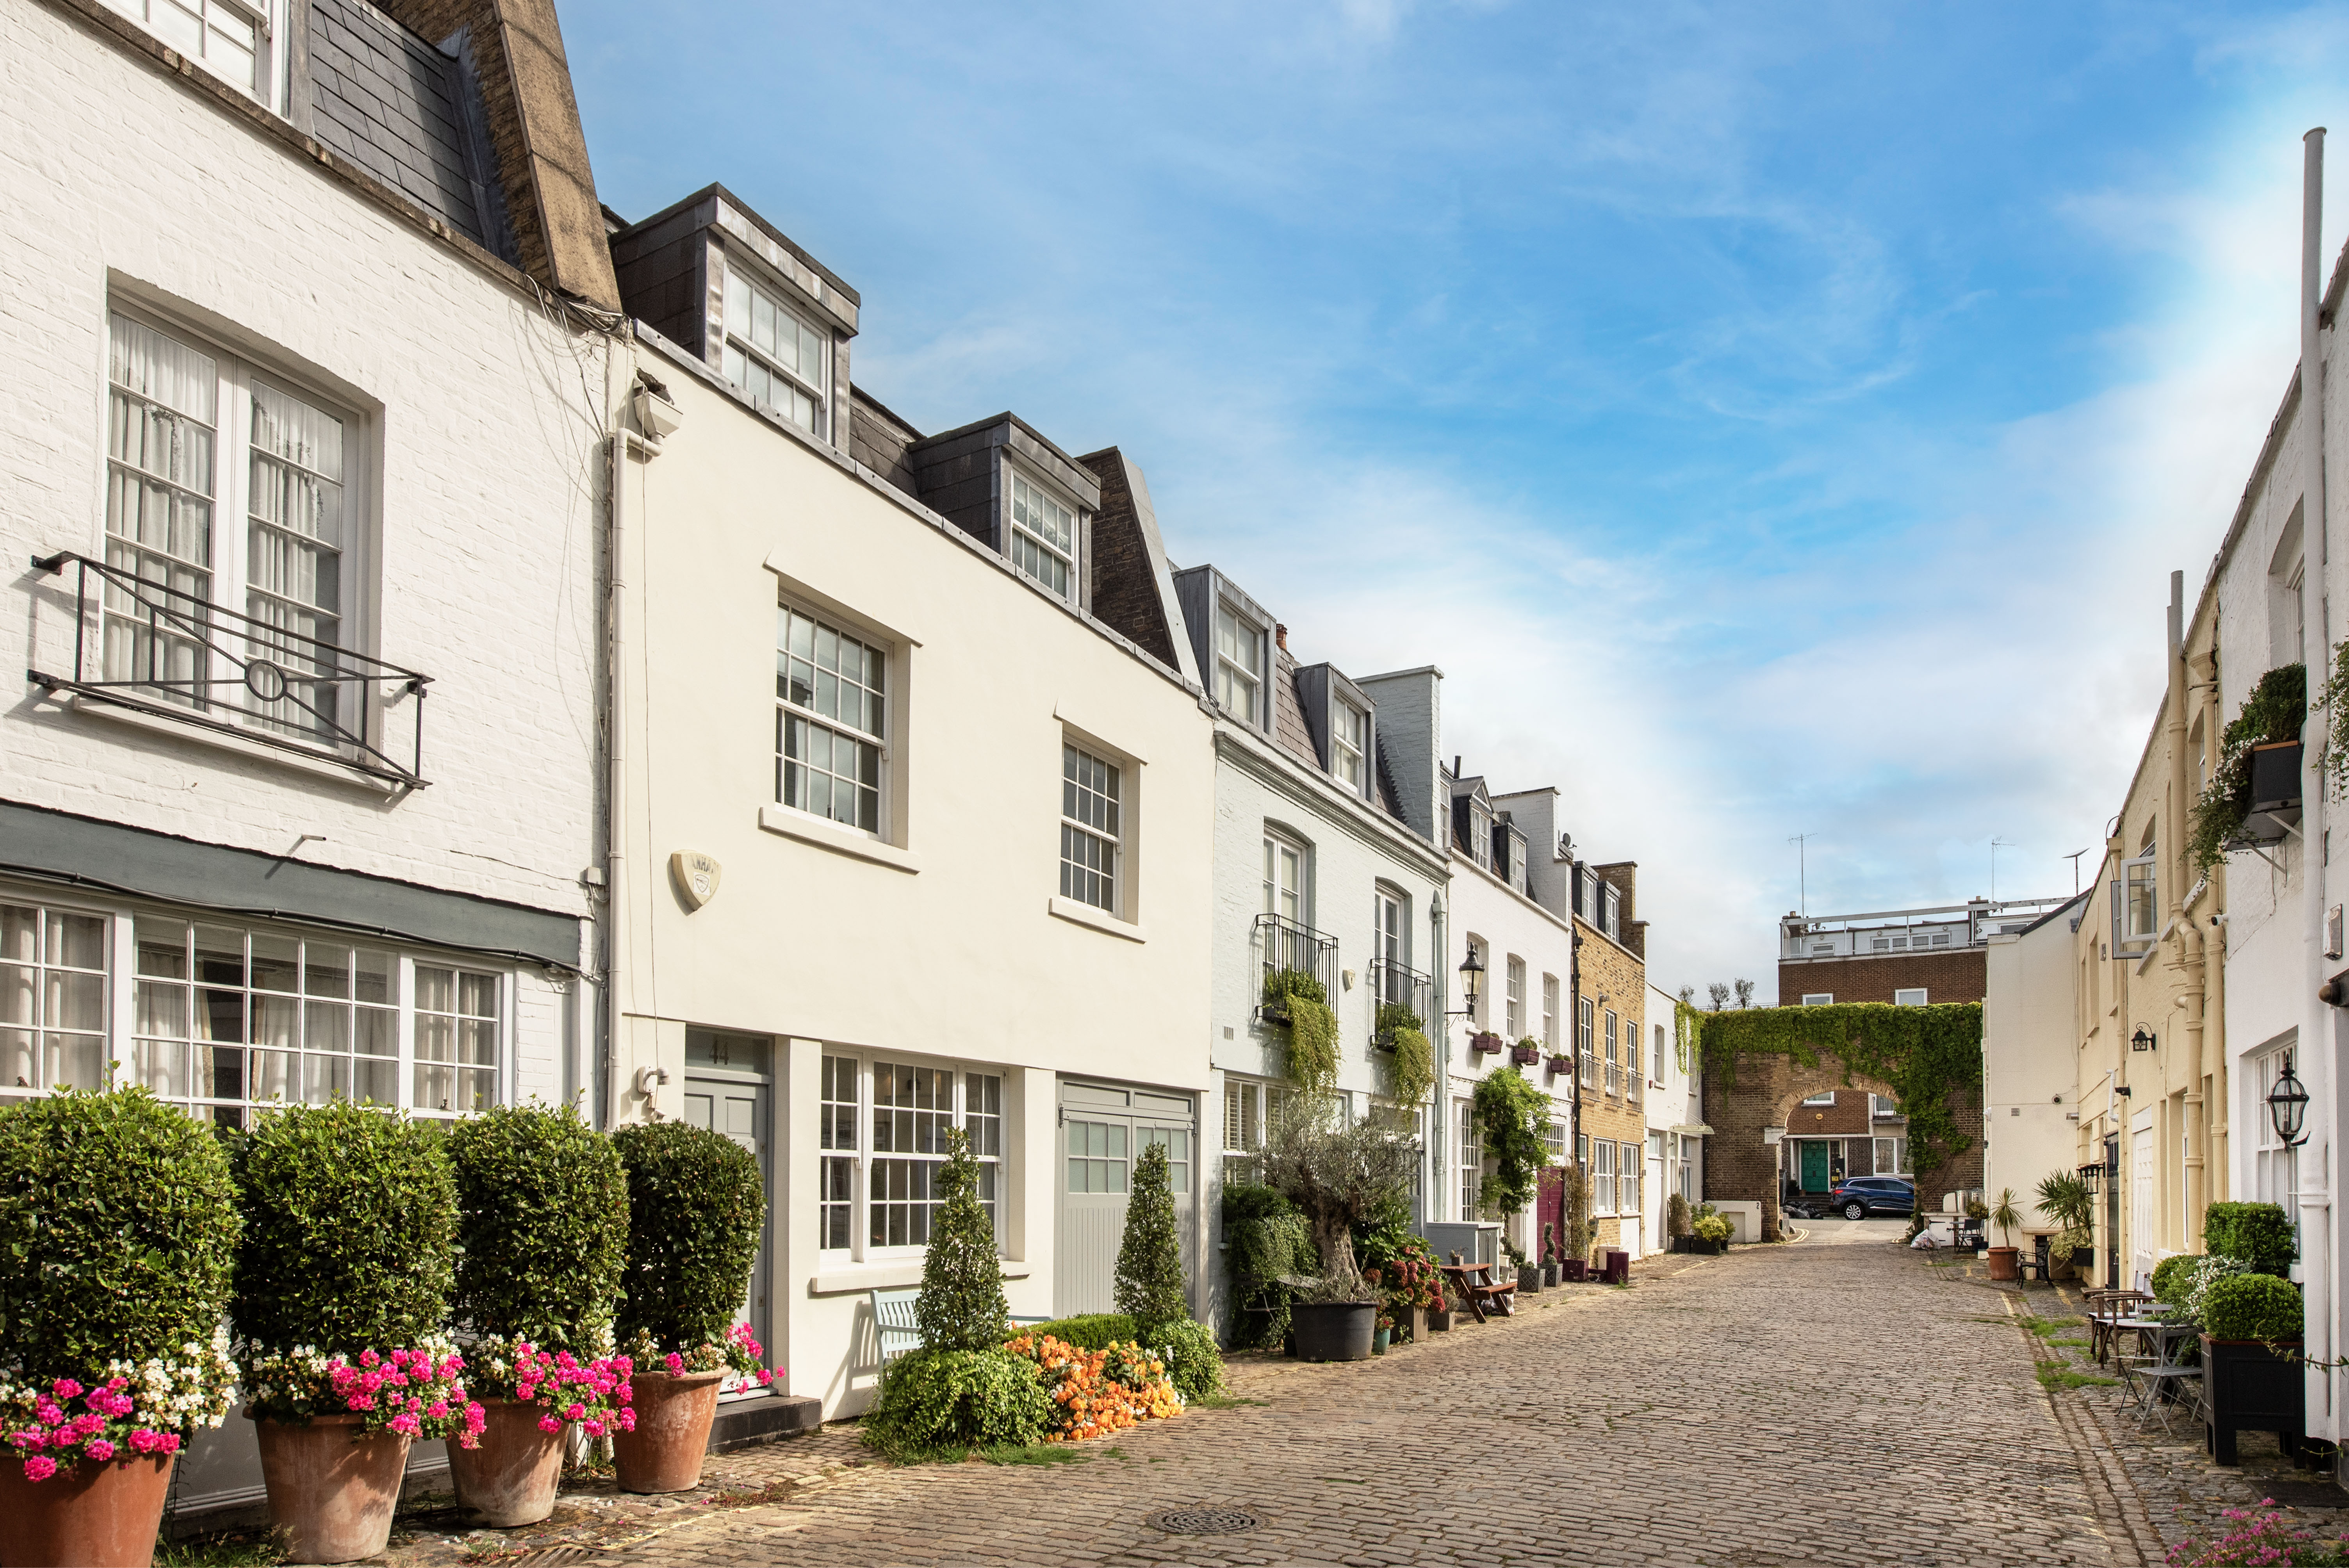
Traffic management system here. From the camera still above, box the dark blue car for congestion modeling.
[1829,1176,1915,1219]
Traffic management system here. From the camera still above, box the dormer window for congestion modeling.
[1215,604,1265,727]
[1602,885,1620,939]
[1332,701,1367,793]
[724,269,830,440]
[1009,473,1077,602]
[109,0,277,108]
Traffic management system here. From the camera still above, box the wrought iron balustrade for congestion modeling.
[1579,1050,1598,1099]
[1605,1060,1623,1097]
[1368,956,1432,1046]
[1255,912,1338,1021]
[29,552,431,788]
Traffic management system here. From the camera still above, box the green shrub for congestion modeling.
[1470,1067,1549,1217]
[448,1104,629,1354]
[231,1102,455,1354]
[1116,1141,1186,1333]
[916,1128,1008,1352]
[2189,665,2307,871]
[1386,1026,1433,1113]
[1151,1317,1225,1402]
[2201,1273,2305,1342]
[1666,1192,1692,1240]
[1691,1213,1732,1245]
[2179,1255,2258,1326]
[2204,1202,2297,1276]
[1015,1313,1137,1350]
[861,1347,1049,1458]
[2151,1253,2204,1306]
[613,1120,765,1354]
[0,1087,239,1375]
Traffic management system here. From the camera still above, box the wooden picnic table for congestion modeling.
[1440,1259,1517,1323]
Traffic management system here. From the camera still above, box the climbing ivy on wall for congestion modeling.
[1700,1002,1984,1188]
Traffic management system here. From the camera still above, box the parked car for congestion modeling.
[1829,1176,1915,1220]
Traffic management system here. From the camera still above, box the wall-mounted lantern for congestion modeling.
[2268,1053,2310,1149]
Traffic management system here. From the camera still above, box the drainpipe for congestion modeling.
[1430,892,1449,1224]
[2166,574,2207,1243]
[603,333,649,1135]
[2298,126,2336,1436]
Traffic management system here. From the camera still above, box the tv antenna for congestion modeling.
[1789,832,1818,916]
[2064,847,2089,897]
[1990,837,2013,901]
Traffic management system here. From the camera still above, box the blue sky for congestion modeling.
[568,0,2349,996]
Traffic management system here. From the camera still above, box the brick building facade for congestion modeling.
[1777,948,1986,1007]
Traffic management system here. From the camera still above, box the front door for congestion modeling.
[683,1029,772,1394]
[1536,1165,1565,1261]
[2131,1118,2157,1291]
[1800,1140,1831,1192]
[1055,1080,1196,1317]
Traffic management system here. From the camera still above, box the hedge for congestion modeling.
[2203,1203,2296,1276]
[2202,1273,2304,1343]
[613,1121,765,1354]
[861,1348,1048,1458]
[449,1104,629,1353]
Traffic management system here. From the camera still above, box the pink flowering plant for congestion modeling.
[2167,1500,2349,1566]
[621,1322,776,1386]
[467,1336,638,1437]
[0,1338,234,1482]
[241,1337,485,1447]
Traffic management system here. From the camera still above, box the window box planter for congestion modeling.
[1544,1053,1572,1078]
[1290,1301,1377,1362]
[1469,1032,1504,1057]
[1260,1001,1292,1026]
[2251,741,2305,815]
[2202,1335,2306,1465]
[1509,1042,1541,1067]
[0,1452,175,1568]
[1397,1304,1426,1342]
[1369,1030,1395,1052]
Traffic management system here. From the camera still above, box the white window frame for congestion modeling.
[1577,997,1595,1085]
[1374,887,1408,974]
[0,883,508,1125]
[1007,469,1080,604]
[722,265,831,441]
[2120,850,2159,946]
[105,0,285,111]
[1331,699,1369,795]
[1893,987,1928,1007]
[1222,1074,1295,1167]
[1801,1089,1836,1107]
[99,304,372,757]
[814,1050,1006,1260]
[1058,740,1122,915]
[1594,1140,1616,1215]
[1604,1010,1620,1096]
[1801,992,1834,1005]
[1602,885,1620,939]
[1214,603,1267,729]
[1619,1140,1642,1216]
[1652,1022,1666,1083]
[1263,832,1307,926]
[1504,956,1526,1038]
[1456,1097,1481,1220]
[1542,974,1559,1051]
[1873,1135,1909,1176]
[774,598,889,838]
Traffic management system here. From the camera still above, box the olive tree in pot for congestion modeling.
[446,1106,632,1526]
[232,1103,476,1565]
[1256,1099,1420,1361]
[2034,1169,2096,1281]
[2199,1272,2305,1465]
[1985,1188,2023,1281]
[0,1088,239,1568]
[611,1122,772,1494]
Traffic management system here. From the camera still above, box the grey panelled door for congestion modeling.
[683,1030,773,1388]
[1054,1080,1196,1317]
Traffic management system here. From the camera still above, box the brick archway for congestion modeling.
[1704,1050,1982,1240]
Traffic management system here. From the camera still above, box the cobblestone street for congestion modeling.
[348,1229,2341,1568]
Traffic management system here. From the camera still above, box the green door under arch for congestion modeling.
[1800,1141,1830,1192]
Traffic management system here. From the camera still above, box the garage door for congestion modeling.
[1055,1080,1196,1318]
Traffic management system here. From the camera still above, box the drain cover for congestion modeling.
[1146,1506,1262,1536]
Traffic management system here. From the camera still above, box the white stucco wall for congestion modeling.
[613,334,1218,1418]
[1983,913,2080,1233]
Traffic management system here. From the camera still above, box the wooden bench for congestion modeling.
[871,1287,1052,1365]
[1441,1255,1517,1323]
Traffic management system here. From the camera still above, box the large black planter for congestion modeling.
[1290,1301,1377,1362]
[2202,1335,2306,1465]
[1675,1237,1726,1256]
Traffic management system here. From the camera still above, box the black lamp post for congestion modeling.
[1449,949,1485,1019]
[2269,1052,2310,1149]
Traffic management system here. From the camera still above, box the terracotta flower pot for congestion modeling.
[448,1397,564,1527]
[253,1411,413,1564]
[0,1450,174,1568]
[610,1372,721,1494]
[1986,1246,2021,1281]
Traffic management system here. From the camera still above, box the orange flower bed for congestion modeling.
[1003,1335,1182,1442]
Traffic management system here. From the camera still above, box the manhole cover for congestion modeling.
[1146,1506,1262,1536]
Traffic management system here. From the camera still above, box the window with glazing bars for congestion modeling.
[1457,1099,1481,1220]
[1595,1140,1616,1214]
[1059,745,1120,911]
[1215,605,1263,726]
[864,1062,1002,1250]
[775,604,885,833]
[1505,957,1525,1037]
[0,902,106,1097]
[723,270,829,439]
[1332,702,1367,792]
[1009,475,1078,601]
[1542,975,1558,1050]
[1604,1011,1620,1095]
[105,0,274,104]
[820,1055,857,1250]
[1577,997,1595,1086]
[1618,1141,1641,1215]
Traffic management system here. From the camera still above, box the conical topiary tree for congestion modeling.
[1115,1140,1186,1333]
[915,1128,1008,1352]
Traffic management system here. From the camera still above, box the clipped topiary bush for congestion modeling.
[2203,1202,2297,1276]
[861,1348,1048,1458]
[613,1121,765,1356]
[231,1101,457,1354]
[449,1103,629,1354]
[916,1128,1009,1354]
[2151,1253,2204,1306]
[1016,1313,1137,1351]
[2202,1273,2305,1343]
[1150,1317,1224,1402]
[1115,1141,1187,1334]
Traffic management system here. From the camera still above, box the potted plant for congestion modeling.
[1510,1036,1541,1067]
[2188,664,2308,865]
[611,1121,772,1493]
[446,1105,633,1527]
[1986,1188,2023,1281]
[1561,1164,1593,1280]
[1223,1183,1314,1351]
[1504,1238,1540,1295]
[0,1088,239,1568]
[2204,1202,2299,1277]
[231,1103,481,1565]
[1264,970,1339,1096]
[1471,1066,1549,1262]
[1685,1205,1732,1255]
[1545,1050,1573,1079]
[1372,1313,1392,1355]
[1469,1031,1504,1056]
[1428,1291,1453,1332]
[1541,1223,1560,1287]
[2199,1273,2305,1465]
[1666,1192,1693,1248]
[1256,1100,1420,1362]
[2035,1169,2096,1282]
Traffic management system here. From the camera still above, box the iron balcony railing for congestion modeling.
[1255,911,1338,1022]
[1578,1048,1598,1100]
[1368,956,1432,1045]
[29,552,431,788]
[1605,1058,1623,1097]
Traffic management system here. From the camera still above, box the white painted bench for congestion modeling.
[871,1288,1051,1365]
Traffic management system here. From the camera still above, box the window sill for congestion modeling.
[808,1258,1030,1297]
[64,693,406,795]
[1047,895,1145,943]
[757,805,920,873]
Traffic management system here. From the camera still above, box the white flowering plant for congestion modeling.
[0,1338,233,1482]
[240,1337,484,1447]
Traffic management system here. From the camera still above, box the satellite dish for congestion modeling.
[1556,833,1575,861]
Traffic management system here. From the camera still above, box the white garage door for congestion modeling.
[1055,1080,1196,1318]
